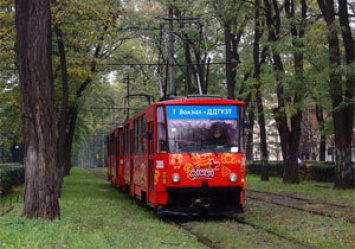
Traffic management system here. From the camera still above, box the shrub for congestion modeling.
[301,161,335,182]
[246,160,343,182]
[246,161,283,177]
[0,164,25,196]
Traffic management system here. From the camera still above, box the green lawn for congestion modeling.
[186,174,355,249]
[0,167,206,249]
[247,173,355,206]
[0,167,354,249]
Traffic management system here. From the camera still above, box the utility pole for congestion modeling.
[168,5,175,96]
[126,75,130,120]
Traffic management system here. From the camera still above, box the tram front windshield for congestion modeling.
[166,105,241,153]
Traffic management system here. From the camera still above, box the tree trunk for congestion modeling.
[63,104,79,175]
[246,110,255,161]
[15,0,60,219]
[240,72,254,161]
[274,105,302,184]
[253,0,268,180]
[183,35,194,95]
[338,0,354,65]
[333,108,354,188]
[193,52,206,94]
[224,21,236,100]
[224,11,246,100]
[257,88,268,181]
[54,23,69,196]
[315,105,326,161]
[182,32,205,95]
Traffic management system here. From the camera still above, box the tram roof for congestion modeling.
[156,95,245,106]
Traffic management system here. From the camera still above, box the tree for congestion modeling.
[317,0,354,189]
[263,0,308,184]
[212,0,249,99]
[253,0,269,180]
[51,0,123,179]
[15,0,60,219]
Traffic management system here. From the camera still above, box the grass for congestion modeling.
[0,167,206,249]
[246,174,355,206]
[0,168,354,249]
[244,200,354,248]
[186,174,355,249]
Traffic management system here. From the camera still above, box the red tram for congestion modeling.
[107,95,246,216]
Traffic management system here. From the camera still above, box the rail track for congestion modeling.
[224,214,318,249]
[166,214,319,249]
[167,217,222,249]
[247,189,355,223]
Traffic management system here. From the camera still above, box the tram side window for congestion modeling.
[134,119,138,154]
[124,124,129,155]
[148,121,154,155]
[118,129,123,156]
[107,133,115,156]
[156,107,167,153]
[141,115,146,153]
[110,133,115,156]
[133,115,146,154]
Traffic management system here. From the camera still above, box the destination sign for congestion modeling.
[167,105,238,119]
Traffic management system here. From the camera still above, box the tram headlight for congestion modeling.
[171,173,181,183]
[229,173,238,183]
